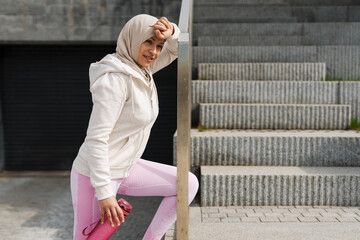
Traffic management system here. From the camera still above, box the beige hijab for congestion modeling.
[115,14,159,82]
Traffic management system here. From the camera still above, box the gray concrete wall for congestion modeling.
[0,0,181,42]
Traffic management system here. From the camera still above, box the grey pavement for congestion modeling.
[1,172,360,240]
[166,206,360,240]
[0,172,166,240]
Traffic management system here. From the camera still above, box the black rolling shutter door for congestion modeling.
[2,45,111,170]
[2,45,176,170]
[143,61,177,164]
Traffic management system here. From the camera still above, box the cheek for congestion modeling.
[139,43,146,56]
[137,45,146,63]
[155,50,161,59]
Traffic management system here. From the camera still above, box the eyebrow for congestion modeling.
[151,37,165,44]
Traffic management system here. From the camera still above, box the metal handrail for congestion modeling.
[0,98,4,172]
[177,0,193,239]
[178,0,192,33]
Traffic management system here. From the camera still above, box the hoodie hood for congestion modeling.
[89,53,153,88]
[115,14,158,82]
[89,53,155,117]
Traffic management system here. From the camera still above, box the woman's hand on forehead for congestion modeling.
[153,17,174,40]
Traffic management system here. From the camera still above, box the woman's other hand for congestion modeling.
[99,196,125,227]
[153,17,174,40]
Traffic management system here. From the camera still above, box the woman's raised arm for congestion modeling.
[149,17,180,74]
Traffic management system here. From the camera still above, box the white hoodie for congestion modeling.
[72,19,180,200]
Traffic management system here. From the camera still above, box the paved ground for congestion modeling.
[200,205,360,223]
[1,172,360,240]
[166,206,360,240]
[0,172,168,240]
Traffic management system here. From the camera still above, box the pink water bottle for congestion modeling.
[83,198,133,240]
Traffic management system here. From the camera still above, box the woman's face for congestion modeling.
[136,36,165,68]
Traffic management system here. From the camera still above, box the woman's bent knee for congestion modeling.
[188,172,199,203]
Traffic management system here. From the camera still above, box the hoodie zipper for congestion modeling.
[128,85,155,172]
[150,92,154,124]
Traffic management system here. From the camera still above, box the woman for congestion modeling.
[70,14,199,240]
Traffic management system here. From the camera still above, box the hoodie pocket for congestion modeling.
[109,136,138,169]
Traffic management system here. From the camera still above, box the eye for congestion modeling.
[157,45,163,50]
[145,39,152,44]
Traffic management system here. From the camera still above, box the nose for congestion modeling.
[149,45,157,55]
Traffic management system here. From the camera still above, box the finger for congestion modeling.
[154,29,161,38]
[116,206,125,223]
[154,23,166,31]
[107,210,114,227]
[101,211,105,224]
[111,207,121,226]
[160,17,169,24]
[153,26,166,35]
[155,21,165,26]
[160,17,170,27]
[160,17,172,30]
[160,20,173,37]
[155,30,165,40]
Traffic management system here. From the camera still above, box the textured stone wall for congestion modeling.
[0,0,181,42]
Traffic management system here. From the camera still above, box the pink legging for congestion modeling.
[70,158,199,240]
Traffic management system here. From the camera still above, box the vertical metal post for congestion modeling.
[0,100,4,172]
[177,0,192,239]
[0,48,4,172]
[177,33,191,240]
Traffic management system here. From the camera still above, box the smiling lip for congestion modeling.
[144,55,154,62]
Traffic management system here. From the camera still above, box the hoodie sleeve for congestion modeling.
[84,72,127,200]
[149,23,180,74]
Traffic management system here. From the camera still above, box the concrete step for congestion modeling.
[291,6,360,22]
[195,0,359,6]
[199,103,351,130]
[192,81,360,121]
[194,6,360,23]
[192,80,339,111]
[288,0,359,5]
[197,35,310,46]
[197,34,360,46]
[201,166,360,206]
[173,129,360,168]
[193,46,360,80]
[195,0,286,4]
[194,17,297,24]
[194,5,292,23]
[198,63,326,81]
[193,23,360,44]
[340,82,360,122]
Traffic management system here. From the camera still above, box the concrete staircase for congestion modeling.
[173,0,360,207]
[194,3,360,23]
